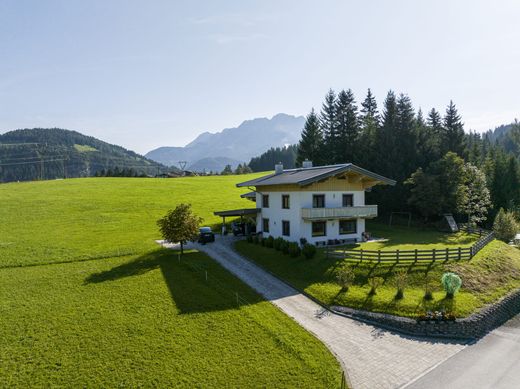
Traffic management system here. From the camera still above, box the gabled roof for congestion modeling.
[236,163,396,188]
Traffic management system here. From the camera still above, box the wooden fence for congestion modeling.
[331,228,495,263]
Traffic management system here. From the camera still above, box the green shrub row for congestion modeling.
[246,234,317,259]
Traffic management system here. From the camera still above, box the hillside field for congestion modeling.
[0,174,342,388]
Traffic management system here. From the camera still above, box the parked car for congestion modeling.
[232,221,245,236]
[198,226,215,243]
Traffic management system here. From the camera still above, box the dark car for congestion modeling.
[198,227,215,244]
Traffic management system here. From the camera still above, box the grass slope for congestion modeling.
[0,174,264,267]
[235,223,520,318]
[0,175,342,387]
[0,249,340,387]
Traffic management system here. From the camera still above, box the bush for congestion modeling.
[280,240,290,254]
[259,236,265,246]
[441,272,462,298]
[273,237,285,251]
[493,208,518,242]
[394,269,408,299]
[254,235,260,244]
[264,236,274,248]
[302,243,317,259]
[336,266,355,291]
[368,277,384,296]
[247,235,254,243]
[288,242,301,257]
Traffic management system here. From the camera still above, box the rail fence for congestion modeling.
[330,226,495,263]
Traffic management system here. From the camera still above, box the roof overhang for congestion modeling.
[213,208,260,217]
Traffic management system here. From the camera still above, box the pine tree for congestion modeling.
[297,109,325,166]
[442,100,466,156]
[320,89,337,165]
[335,89,360,163]
[359,89,379,169]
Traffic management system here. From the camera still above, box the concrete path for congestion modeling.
[189,236,465,389]
[405,314,520,389]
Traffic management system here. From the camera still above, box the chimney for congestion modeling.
[274,162,284,175]
[302,160,313,168]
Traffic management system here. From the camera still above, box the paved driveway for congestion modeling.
[405,314,520,389]
[190,236,466,389]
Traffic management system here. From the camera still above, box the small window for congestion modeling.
[282,220,290,236]
[342,194,354,207]
[282,194,290,209]
[313,194,325,208]
[262,194,269,208]
[312,221,327,237]
[262,218,270,233]
[339,220,357,235]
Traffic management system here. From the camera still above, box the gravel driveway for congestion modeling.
[179,236,466,389]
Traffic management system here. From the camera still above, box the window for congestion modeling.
[262,194,269,208]
[282,220,290,236]
[282,194,290,209]
[312,221,326,237]
[342,194,354,207]
[339,220,357,235]
[313,194,325,208]
[262,218,270,233]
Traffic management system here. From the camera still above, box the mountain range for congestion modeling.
[145,113,305,172]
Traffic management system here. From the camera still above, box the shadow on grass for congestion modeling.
[85,249,261,314]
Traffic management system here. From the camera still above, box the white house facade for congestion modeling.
[236,162,395,246]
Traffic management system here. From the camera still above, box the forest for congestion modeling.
[254,89,520,227]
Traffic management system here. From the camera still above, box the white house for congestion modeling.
[235,161,395,246]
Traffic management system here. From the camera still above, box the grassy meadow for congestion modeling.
[236,222,520,318]
[0,175,342,388]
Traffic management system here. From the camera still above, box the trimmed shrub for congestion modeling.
[493,208,518,242]
[368,277,384,296]
[302,243,317,259]
[441,272,462,298]
[264,236,274,248]
[288,242,301,257]
[394,269,408,299]
[280,240,290,254]
[273,237,285,251]
[336,266,355,291]
[253,235,260,244]
[247,235,254,243]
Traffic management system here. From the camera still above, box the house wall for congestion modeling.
[256,189,368,244]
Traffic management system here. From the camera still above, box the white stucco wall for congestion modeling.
[256,190,368,244]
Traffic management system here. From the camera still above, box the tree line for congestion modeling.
[295,88,520,227]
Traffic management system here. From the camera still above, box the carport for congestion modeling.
[213,208,260,235]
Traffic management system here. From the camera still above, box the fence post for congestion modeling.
[445,248,449,262]
[378,250,381,263]
[360,249,363,262]
[396,249,400,263]
[414,249,418,263]
[458,247,461,261]
[432,248,436,262]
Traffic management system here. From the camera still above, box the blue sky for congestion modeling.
[0,0,518,153]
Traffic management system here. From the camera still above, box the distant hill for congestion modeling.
[0,128,169,182]
[145,113,305,171]
[484,122,519,156]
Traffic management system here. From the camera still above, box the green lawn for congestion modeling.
[0,174,265,267]
[0,175,342,387]
[235,223,520,319]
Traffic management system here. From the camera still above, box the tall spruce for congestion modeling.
[359,89,379,169]
[297,109,324,166]
[320,89,338,164]
[335,89,360,163]
[442,101,466,156]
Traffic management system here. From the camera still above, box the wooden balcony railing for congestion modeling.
[301,205,378,220]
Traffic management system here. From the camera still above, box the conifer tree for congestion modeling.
[335,89,360,163]
[442,100,466,156]
[359,89,379,169]
[297,109,324,166]
[320,89,337,164]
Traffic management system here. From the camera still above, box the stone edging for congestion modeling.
[332,287,520,340]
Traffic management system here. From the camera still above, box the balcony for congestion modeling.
[301,205,378,220]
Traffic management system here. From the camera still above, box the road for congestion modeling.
[405,314,520,389]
